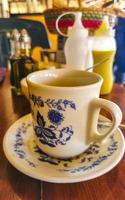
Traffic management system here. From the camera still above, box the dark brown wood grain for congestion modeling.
[0,70,41,200]
[43,163,125,200]
[0,70,125,200]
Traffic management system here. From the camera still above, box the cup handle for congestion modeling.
[90,98,122,143]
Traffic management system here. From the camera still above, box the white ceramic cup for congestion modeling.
[27,69,122,158]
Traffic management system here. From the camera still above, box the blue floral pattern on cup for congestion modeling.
[48,109,64,125]
[30,94,76,148]
[30,94,76,111]
[35,111,73,147]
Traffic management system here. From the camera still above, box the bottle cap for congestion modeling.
[67,12,88,36]
[20,29,31,42]
[94,16,115,37]
[20,29,31,50]
[11,29,20,40]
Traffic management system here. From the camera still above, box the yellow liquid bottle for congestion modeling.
[93,16,116,95]
[93,50,115,95]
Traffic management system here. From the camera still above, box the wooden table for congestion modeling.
[0,70,125,200]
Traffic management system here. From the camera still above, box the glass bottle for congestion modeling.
[10,29,20,90]
[18,29,36,77]
[10,29,35,95]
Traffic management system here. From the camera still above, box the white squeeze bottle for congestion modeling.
[56,12,93,70]
[93,16,116,95]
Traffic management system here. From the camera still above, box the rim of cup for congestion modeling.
[26,69,103,90]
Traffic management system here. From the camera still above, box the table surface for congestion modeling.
[0,70,125,200]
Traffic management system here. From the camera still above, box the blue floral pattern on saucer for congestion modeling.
[14,119,118,172]
[3,114,125,183]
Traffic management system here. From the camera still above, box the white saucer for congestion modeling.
[3,114,125,183]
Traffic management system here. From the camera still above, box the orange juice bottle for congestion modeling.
[93,16,116,95]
